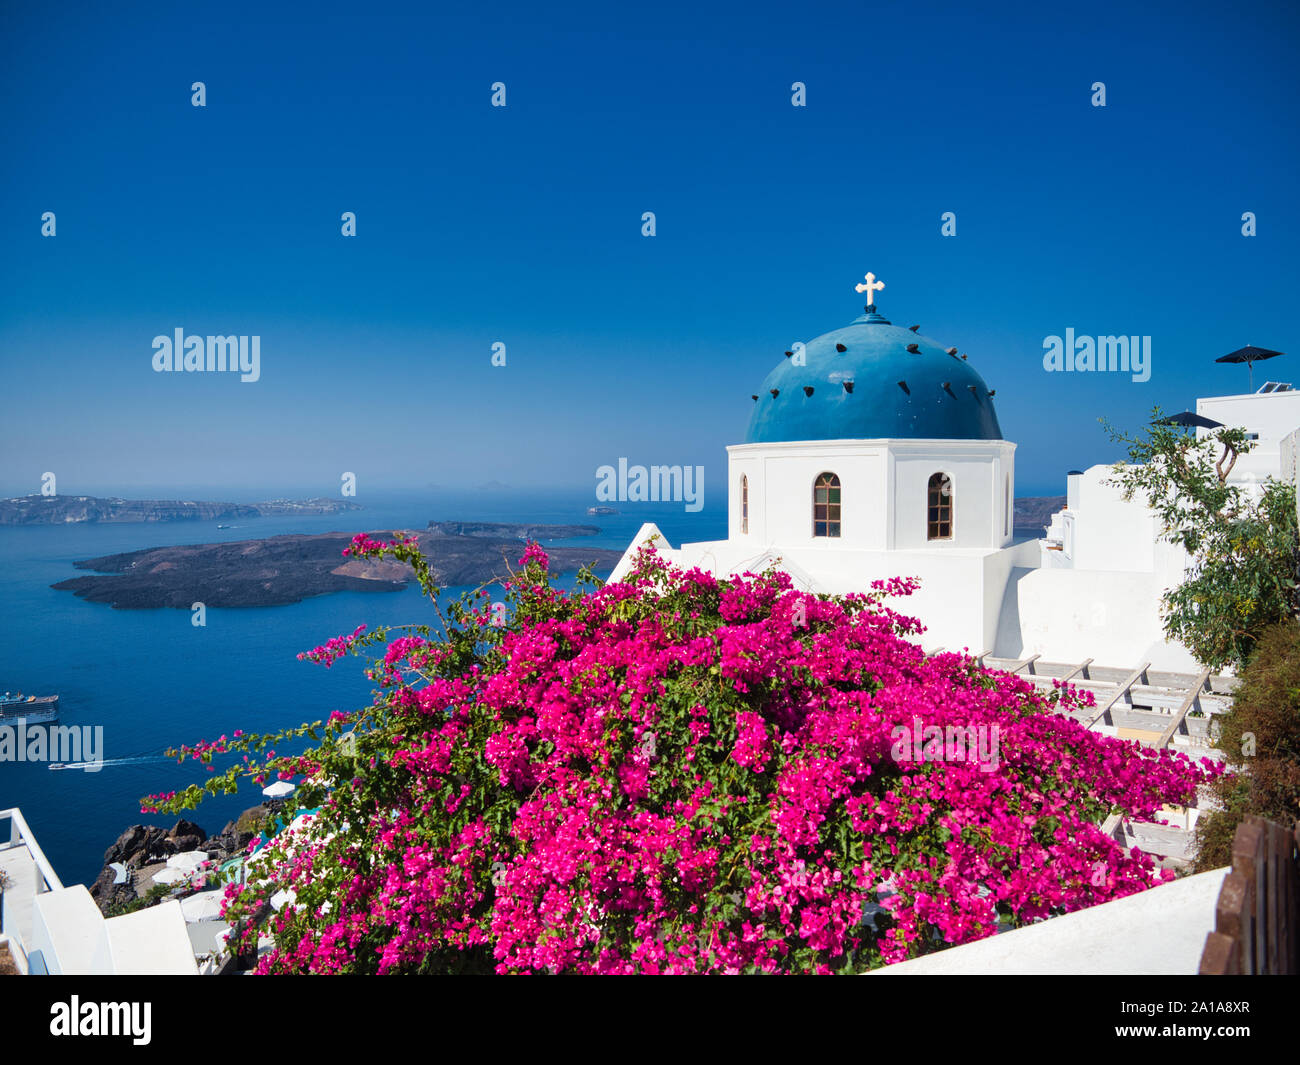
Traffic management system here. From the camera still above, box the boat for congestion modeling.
[0,691,59,724]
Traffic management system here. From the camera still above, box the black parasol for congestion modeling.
[1154,410,1225,430]
[1216,345,1284,390]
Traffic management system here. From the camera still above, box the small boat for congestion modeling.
[0,690,60,724]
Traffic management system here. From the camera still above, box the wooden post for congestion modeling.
[1059,658,1094,683]
[1005,653,1041,675]
[1199,932,1239,975]
[1156,666,1212,749]
[1210,872,1251,974]
[1233,818,1265,973]
[1200,817,1300,975]
[1084,662,1150,729]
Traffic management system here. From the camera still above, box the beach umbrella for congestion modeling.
[179,889,225,923]
[262,780,295,799]
[1154,410,1224,430]
[153,867,188,885]
[1216,345,1283,390]
[166,850,209,873]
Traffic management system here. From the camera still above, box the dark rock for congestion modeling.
[223,804,273,849]
[168,819,208,844]
[165,819,208,853]
[88,866,137,913]
[102,824,169,869]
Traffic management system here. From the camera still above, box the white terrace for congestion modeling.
[928,652,1236,865]
[1,808,198,975]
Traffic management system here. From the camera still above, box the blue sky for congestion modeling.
[2,0,1297,500]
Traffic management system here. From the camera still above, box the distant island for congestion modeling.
[51,521,621,608]
[44,498,1067,609]
[1013,495,1067,532]
[0,495,362,526]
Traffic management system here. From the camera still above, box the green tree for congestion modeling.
[1194,619,1300,870]
[1102,409,1299,671]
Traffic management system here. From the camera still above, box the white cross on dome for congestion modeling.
[854,272,884,303]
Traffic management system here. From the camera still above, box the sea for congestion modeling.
[0,490,726,887]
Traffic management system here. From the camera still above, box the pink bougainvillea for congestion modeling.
[147,541,1222,974]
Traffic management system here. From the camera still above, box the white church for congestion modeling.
[611,274,1300,672]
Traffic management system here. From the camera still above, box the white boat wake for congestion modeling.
[48,755,172,771]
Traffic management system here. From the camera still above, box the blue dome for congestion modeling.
[745,307,1002,443]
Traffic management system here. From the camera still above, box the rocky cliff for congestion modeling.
[89,808,270,915]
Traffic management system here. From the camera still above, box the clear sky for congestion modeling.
[2,0,1297,500]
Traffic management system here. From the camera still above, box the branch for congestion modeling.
[1216,442,1239,484]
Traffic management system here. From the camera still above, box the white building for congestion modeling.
[2,807,204,975]
[612,279,1298,672]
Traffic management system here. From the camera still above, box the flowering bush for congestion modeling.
[146,535,1221,973]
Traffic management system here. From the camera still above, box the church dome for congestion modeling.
[744,298,1003,444]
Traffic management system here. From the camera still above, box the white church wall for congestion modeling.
[727,441,888,549]
[664,534,1030,657]
[888,441,1015,551]
[767,546,986,649]
[730,453,762,541]
[981,540,1041,654]
[727,439,1015,555]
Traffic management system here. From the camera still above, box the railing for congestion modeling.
[0,807,64,972]
[0,807,63,893]
[1199,815,1299,974]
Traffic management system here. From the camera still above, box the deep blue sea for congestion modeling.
[0,491,726,886]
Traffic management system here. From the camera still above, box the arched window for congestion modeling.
[1004,473,1011,537]
[927,473,953,540]
[813,472,841,538]
[740,474,749,534]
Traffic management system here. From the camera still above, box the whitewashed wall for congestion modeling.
[1198,390,1300,482]
[1068,465,1158,573]
[727,439,1015,552]
[888,441,1016,551]
[1282,429,1299,532]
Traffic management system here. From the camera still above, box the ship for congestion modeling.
[0,691,59,724]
